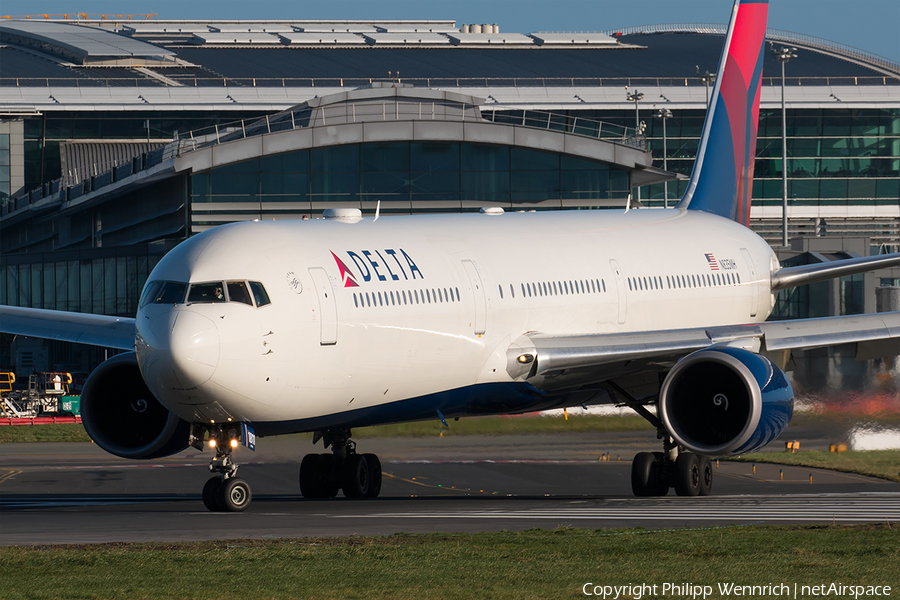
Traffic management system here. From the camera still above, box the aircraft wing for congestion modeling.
[508,312,900,390]
[0,305,136,351]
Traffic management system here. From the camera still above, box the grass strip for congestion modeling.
[0,422,91,443]
[733,449,900,482]
[1,525,897,599]
[0,415,652,445]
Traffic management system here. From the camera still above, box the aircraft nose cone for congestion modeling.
[168,311,219,386]
[140,310,220,390]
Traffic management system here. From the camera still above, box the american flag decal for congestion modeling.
[705,253,719,271]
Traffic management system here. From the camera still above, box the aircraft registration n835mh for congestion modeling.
[3,0,900,511]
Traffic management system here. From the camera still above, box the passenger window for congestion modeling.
[227,281,253,306]
[188,282,225,304]
[249,281,271,307]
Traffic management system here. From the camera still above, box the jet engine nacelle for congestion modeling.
[659,346,793,456]
[81,352,190,459]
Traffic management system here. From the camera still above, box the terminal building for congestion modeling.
[1,17,899,382]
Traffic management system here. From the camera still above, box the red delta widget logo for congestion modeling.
[331,249,424,288]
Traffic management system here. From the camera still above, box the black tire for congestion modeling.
[698,456,713,496]
[651,452,670,496]
[363,453,382,498]
[631,452,657,497]
[674,452,701,497]
[342,454,369,498]
[300,453,322,498]
[319,453,340,498]
[218,477,252,512]
[202,476,222,512]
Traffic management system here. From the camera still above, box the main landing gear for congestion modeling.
[192,424,253,512]
[631,437,713,497]
[603,382,714,498]
[299,429,382,499]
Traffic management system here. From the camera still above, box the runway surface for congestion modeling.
[2,430,898,546]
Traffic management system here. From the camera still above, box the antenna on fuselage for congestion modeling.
[374,199,381,222]
[623,193,644,213]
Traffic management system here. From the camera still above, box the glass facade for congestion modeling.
[485,107,900,207]
[190,142,632,226]
[636,108,900,206]
[0,246,166,317]
[18,107,899,215]
[0,133,9,203]
[22,111,269,192]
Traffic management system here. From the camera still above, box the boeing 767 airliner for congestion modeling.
[3,0,899,511]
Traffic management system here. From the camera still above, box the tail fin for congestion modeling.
[676,0,768,226]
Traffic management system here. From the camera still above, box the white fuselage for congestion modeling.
[134,208,777,433]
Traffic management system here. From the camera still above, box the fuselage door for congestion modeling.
[462,259,487,335]
[739,247,758,318]
[308,267,338,345]
[609,259,627,324]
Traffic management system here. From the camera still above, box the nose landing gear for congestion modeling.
[194,424,253,512]
[300,429,383,499]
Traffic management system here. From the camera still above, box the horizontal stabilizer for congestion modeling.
[771,253,900,291]
[0,305,136,350]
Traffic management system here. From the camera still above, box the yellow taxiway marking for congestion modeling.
[383,472,436,489]
[0,469,22,486]
[382,472,495,495]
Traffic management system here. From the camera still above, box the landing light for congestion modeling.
[230,439,239,449]
[209,439,217,449]
[517,354,534,364]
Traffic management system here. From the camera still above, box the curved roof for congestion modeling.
[0,24,895,83]
[605,24,899,77]
[0,20,176,65]
[167,36,884,80]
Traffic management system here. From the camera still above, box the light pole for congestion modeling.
[773,45,797,247]
[696,66,715,108]
[655,107,673,208]
[626,89,644,130]
[627,89,644,202]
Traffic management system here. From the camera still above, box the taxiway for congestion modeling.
[1,430,897,546]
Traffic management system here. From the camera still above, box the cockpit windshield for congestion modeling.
[188,282,226,303]
[141,280,270,307]
[248,281,271,307]
[140,281,188,307]
[227,281,253,306]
